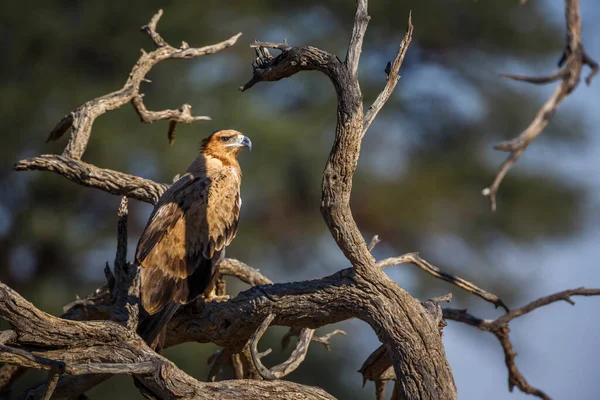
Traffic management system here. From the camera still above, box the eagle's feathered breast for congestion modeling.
[136,155,242,315]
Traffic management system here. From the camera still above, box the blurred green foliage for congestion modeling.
[0,0,588,398]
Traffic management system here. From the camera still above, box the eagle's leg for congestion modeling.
[203,276,230,302]
[202,250,230,303]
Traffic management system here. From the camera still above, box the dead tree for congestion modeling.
[1,1,598,399]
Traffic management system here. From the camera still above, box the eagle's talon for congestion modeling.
[206,295,230,303]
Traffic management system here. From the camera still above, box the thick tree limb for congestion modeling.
[13,155,167,204]
[0,282,335,400]
[241,3,457,397]
[483,0,597,211]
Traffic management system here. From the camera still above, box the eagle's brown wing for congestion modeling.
[135,169,240,316]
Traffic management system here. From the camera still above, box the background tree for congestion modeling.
[0,0,599,399]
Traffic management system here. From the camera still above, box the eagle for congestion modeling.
[135,129,251,349]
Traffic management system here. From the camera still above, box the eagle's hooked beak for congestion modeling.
[239,135,252,151]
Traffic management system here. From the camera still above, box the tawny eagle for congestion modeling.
[136,129,251,348]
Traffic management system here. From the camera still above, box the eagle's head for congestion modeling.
[200,129,252,159]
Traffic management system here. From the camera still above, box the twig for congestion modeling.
[248,314,278,380]
[377,252,509,311]
[131,96,210,145]
[499,67,568,84]
[281,327,346,353]
[269,328,315,377]
[483,0,597,211]
[362,11,413,137]
[251,322,339,380]
[141,9,168,48]
[310,330,347,352]
[250,39,290,51]
[494,287,600,326]
[41,371,61,400]
[367,235,381,252]
[444,287,600,399]
[207,348,232,382]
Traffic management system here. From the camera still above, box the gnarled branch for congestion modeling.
[42,9,240,160]
[483,0,597,211]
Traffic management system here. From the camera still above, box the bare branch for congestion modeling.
[362,11,413,137]
[444,287,600,399]
[13,155,167,204]
[38,10,240,160]
[310,330,347,352]
[499,67,568,84]
[367,235,381,252]
[494,287,600,326]
[0,283,336,400]
[207,348,233,382]
[219,259,273,286]
[484,0,597,211]
[0,364,24,394]
[345,0,370,78]
[141,9,168,48]
[240,5,458,397]
[250,39,290,51]
[269,328,315,378]
[249,314,278,380]
[377,252,509,311]
[131,96,211,145]
[41,371,61,400]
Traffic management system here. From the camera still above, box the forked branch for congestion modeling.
[444,287,600,399]
[483,0,597,211]
[43,9,240,160]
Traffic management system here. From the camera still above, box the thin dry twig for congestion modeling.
[248,314,278,380]
[362,11,413,137]
[281,328,346,352]
[483,0,597,211]
[270,329,315,377]
[368,235,381,252]
[41,371,61,400]
[207,348,233,382]
[444,287,600,399]
[310,330,347,352]
[131,96,211,145]
[377,252,509,311]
